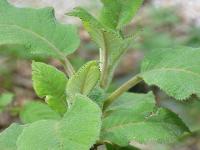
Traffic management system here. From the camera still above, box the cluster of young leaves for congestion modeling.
[0,0,199,150]
[0,60,102,150]
[67,0,144,88]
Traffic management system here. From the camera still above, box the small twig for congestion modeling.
[103,75,143,111]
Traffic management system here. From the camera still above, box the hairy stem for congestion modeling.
[99,55,108,89]
[99,32,109,89]
[103,75,143,111]
[61,57,75,77]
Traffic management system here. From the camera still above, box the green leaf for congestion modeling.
[88,86,106,108]
[0,123,24,150]
[0,92,14,112]
[106,143,140,150]
[0,0,80,59]
[17,95,102,150]
[100,0,144,29]
[66,61,100,99]
[140,47,200,100]
[32,62,67,97]
[45,96,68,115]
[20,101,61,124]
[68,8,131,87]
[32,62,68,114]
[101,92,189,146]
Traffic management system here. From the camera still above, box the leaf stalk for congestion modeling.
[61,58,75,77]
[103,75,143,111]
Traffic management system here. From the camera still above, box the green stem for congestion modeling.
[100,66,110,90]
[61,57,75,77]
[99,32,111,89]
[103,75,143,111]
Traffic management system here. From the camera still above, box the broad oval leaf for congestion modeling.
[0,123,24,150]
[100,0,144,29]
[101,92,189,146]
[66,61,100,98]
[32,62,68,114]
[0,0,80,59]
[17,95,102,150]
[140,47,200,100]
[20,101,61,124]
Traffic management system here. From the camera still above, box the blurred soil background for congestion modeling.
[0,0,200,149]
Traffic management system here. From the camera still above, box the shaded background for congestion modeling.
[0,0,200,149]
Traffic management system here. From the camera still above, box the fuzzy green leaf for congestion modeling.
[141,47,200,100]
[66,61,100,99]
[32,62,68,114]
[101,92,189,146]
[88,86,106,108]
[17,95,102,150]
[0,123,24,150]
[32,62,67,97]
[68,8,131,87]
[0,0,80,59]
[68,7,106,49]
[20,101,61,124]
[100,0,144,29]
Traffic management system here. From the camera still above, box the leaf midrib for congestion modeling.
[0,24,64,58]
